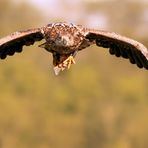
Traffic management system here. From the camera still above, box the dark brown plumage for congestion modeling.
[0,22,148,74]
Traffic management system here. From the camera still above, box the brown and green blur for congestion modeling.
[0,0,148,148]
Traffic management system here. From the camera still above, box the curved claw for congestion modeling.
[63,55,76,69]
[53,55,76,75]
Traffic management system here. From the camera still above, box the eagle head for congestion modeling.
[55,35,74,47]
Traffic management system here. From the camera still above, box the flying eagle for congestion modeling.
[0,22,148,75]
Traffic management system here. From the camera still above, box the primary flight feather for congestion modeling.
[0,22,148,75]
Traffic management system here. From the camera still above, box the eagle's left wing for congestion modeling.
[85,29,148,69]
[0,28,44,59]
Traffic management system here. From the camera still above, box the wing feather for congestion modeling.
[85,29,148,69]
[0,28,44,59]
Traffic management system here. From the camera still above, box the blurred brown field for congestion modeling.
[0,0,148,148]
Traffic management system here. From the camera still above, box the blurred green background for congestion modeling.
[0,0,148,148]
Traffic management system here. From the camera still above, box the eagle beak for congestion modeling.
[53,55,76,75]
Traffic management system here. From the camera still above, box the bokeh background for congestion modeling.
[0,0,148,148]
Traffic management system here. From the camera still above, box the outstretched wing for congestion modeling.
[85,29,148,69]
[0,28,44,59]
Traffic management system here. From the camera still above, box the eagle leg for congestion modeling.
[63,55,76,69]
[53,50,78,75]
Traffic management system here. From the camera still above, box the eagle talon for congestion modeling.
[53,55,76,75]
[63,55,76,69]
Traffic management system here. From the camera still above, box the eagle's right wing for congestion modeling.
[0,28,44,59]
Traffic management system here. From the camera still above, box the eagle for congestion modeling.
[0,22,148,75]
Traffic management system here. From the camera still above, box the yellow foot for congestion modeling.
[53,55,76,75]
[63,55,75,69]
